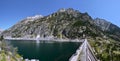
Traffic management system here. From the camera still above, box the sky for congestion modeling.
[0,0,120,30]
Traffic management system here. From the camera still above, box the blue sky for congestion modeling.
[0,0,120,29]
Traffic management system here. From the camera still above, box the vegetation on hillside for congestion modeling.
[0,36,24,61]
[88,37,120,61]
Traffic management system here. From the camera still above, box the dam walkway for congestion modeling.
[69,39,98,61]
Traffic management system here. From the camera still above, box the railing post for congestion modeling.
[85,39,87,61]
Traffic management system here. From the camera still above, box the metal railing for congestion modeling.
[69,39,98,61]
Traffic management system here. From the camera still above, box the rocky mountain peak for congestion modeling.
[56,8,91,20]
[94,18,111,31]
[58,8,66,12]
[58,8,75,12]
[58,8,91,21]
[57,8,80,17]
[66,8,80,14]
[26,15,43,20]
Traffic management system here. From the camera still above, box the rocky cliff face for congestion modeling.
[2,8,120,41]
[94,18,120,41]
[2,8,103,39]
[94,18,111,31]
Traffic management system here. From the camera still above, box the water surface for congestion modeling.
[7,40,81,61]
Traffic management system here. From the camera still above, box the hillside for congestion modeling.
[2,8,103,39]
[0,36,23,61]
[94,18,120,41]
[1,8,120,61]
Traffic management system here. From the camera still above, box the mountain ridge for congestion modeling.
[1,8,120,41]
[94,18,120,41]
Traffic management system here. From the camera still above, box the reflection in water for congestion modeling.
[36,43,40,51]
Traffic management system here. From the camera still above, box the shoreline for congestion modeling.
[4,37,84,42]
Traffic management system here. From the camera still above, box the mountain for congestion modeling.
[1,8,120,61]
[2,8,103,39]
[94,18,111,31]
[94,18,120,41]
[2,8,120,41]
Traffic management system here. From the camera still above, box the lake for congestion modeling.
[6,40,81,61]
